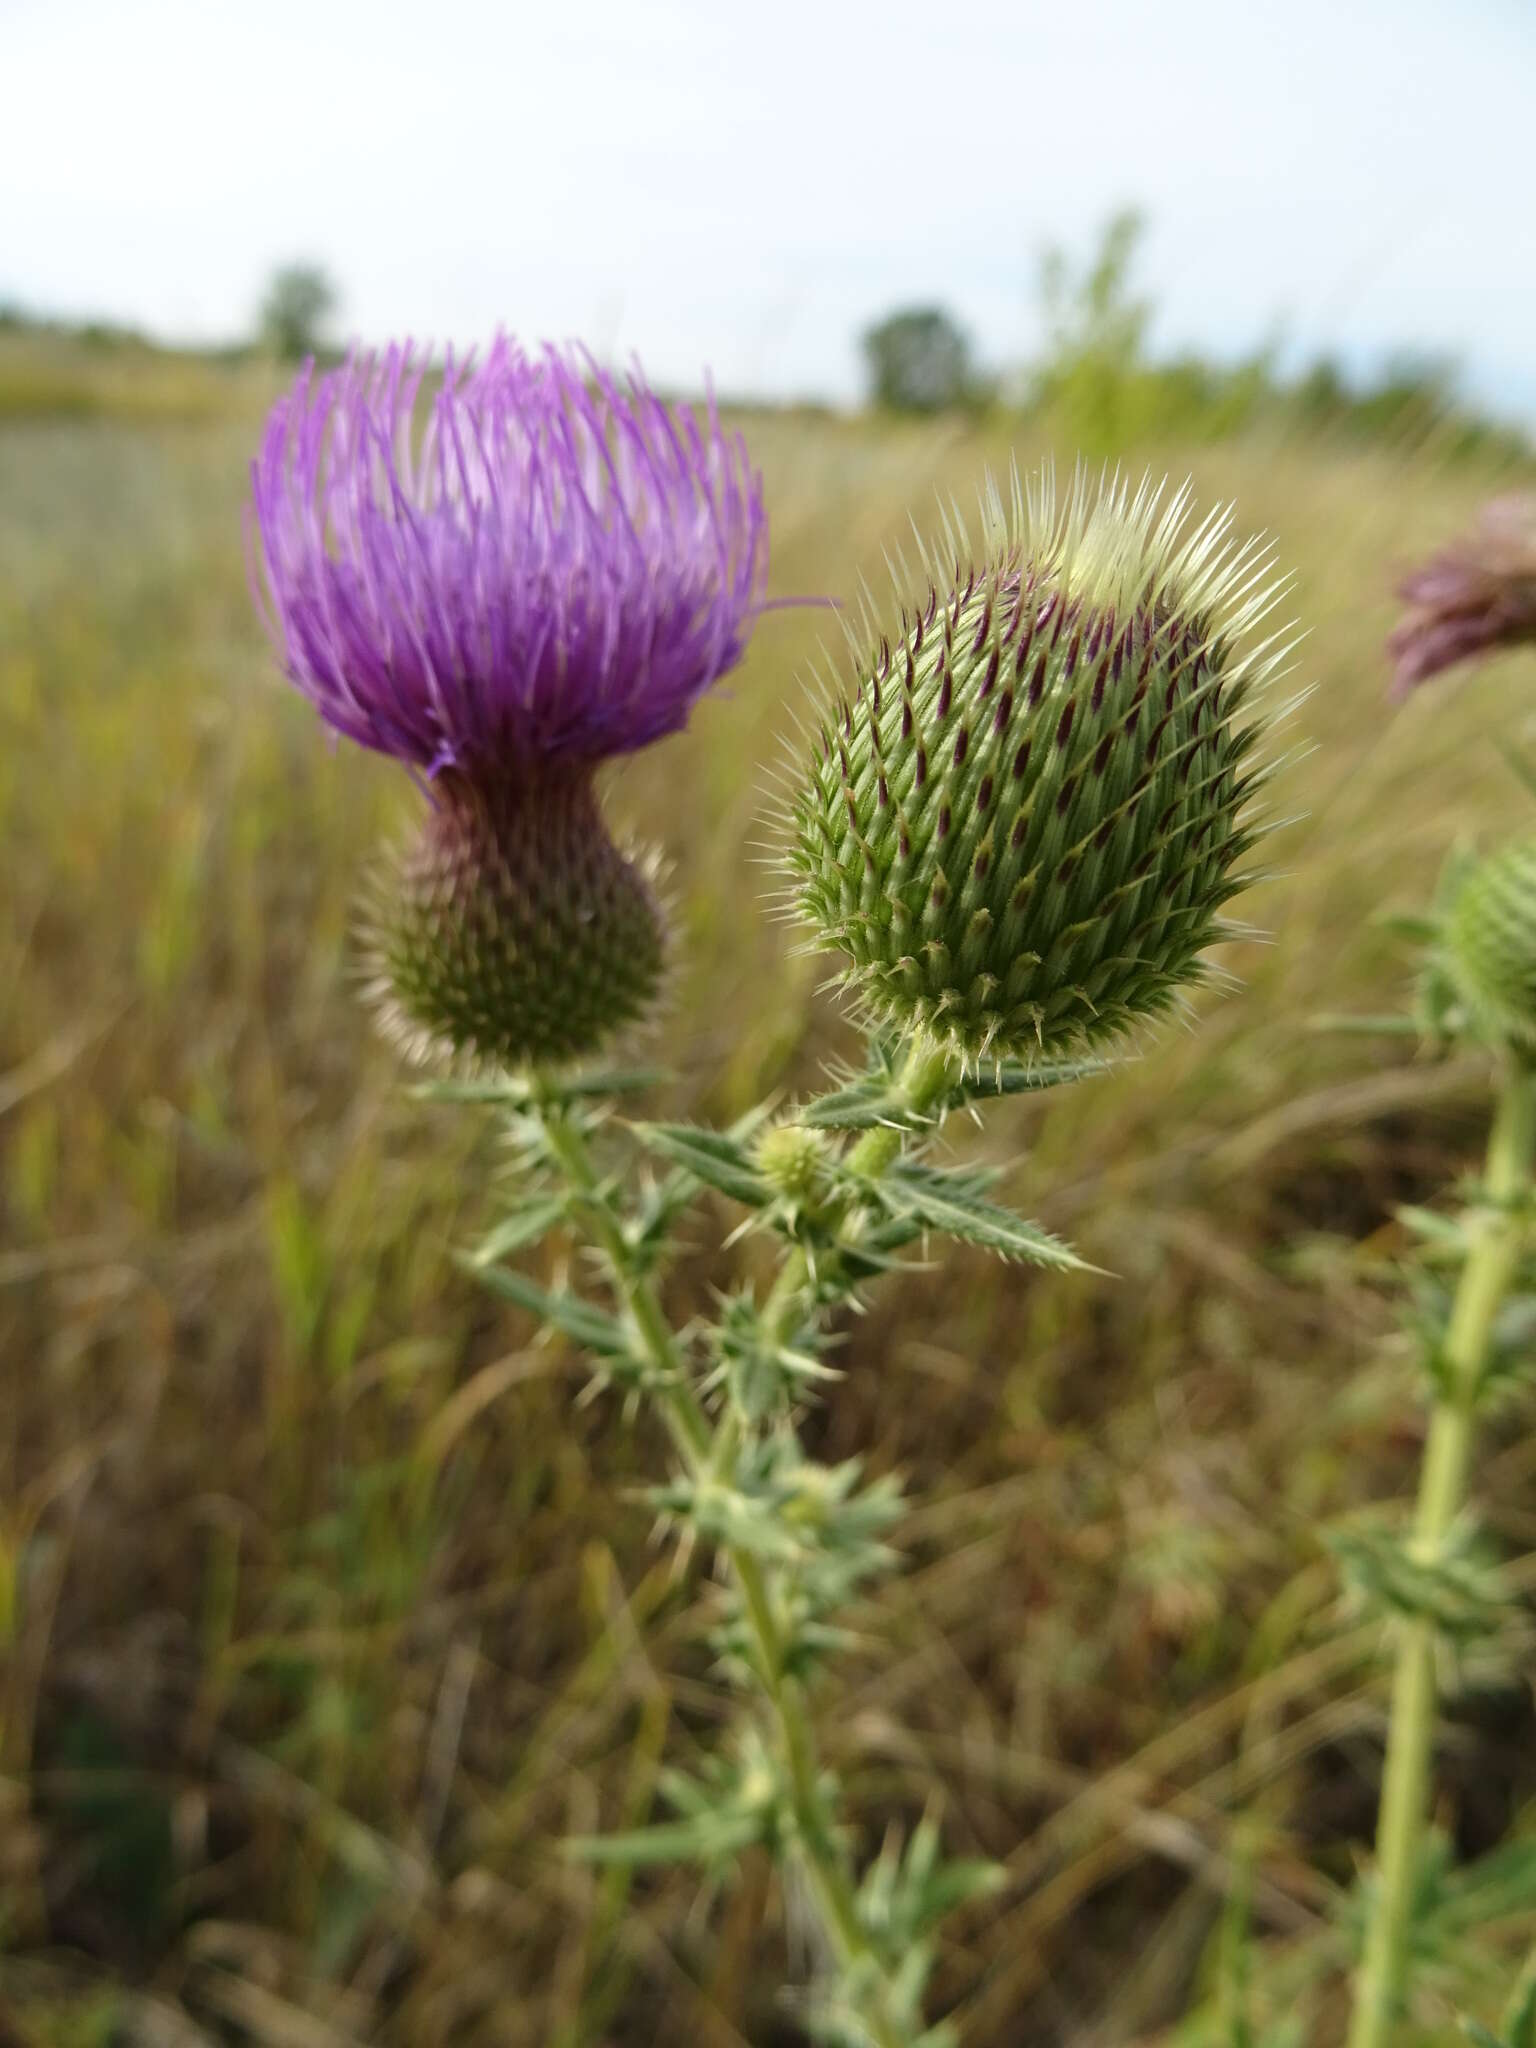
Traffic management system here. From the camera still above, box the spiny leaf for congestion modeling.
[468,1194,570,1264]
[458,1257,634,1358]
[941,1053,1115,1108]
[871,1161,1087,1270]
[414,1064,667,1107]
[801,1072,934,1132]
[632,1120,772,1207]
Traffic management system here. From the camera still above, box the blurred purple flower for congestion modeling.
[249,338,769,774]
[1388,494,1536,697]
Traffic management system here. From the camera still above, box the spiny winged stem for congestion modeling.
[1347,1059,1536,2048]
[535,1041,961,2048]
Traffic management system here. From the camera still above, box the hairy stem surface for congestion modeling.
[1347,1060,1536,2048]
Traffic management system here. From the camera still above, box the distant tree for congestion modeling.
[861,305,976,414]
[259,264,337,361]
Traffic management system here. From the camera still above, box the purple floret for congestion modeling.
[1388,494,1536,698]
[249,339,769,774]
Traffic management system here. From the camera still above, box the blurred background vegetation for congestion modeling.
[2,223,1536,2046]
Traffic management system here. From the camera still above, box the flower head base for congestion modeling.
[250,339,768,775]
[782,468,1293,1061]
[368,770,666,1070]
[1388,495,1536,698]
[1440,840,1536,1056]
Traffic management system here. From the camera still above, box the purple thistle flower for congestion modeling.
[249,337,769,774]
[1388,494,1536,698]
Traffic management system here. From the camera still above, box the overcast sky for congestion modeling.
[4,0,1534,418]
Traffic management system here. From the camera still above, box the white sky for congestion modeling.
[4,0,1534,418]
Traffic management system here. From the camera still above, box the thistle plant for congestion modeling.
[250,350,1295,2044]
[1342,525,1536,2048]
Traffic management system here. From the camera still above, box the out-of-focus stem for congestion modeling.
[1347,1060,1536,2048]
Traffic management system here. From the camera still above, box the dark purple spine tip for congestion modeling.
[878,774,889,807]
[936,803,951,840]
[974,847,990,878]
[936,667,952,720]
[1028,651,1048,707]
[953,726,969,767]
[977,773,993,811]
[1012,738,1031,779]
[993,687,1014,736]
[1054,700,1076,749]
[1057,852,1078,886]
[1056,775,1075,816]
[845,794,858,829]
[915,745,928,789]
[979,645,1000,699]
[1095,816,1114,849]
[901,696,914,739]
[972,598,993,654]
[1093,733,1113,777]
[1064,629,1082,680]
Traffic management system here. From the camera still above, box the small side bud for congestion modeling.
[1442,839,1536,1055]
[367,768,666,1070]
[755,1123,833,1207]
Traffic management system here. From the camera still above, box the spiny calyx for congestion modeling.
[369,767,666,1070]
[785,470,1291,1060]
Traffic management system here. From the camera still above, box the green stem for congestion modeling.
[1347,1059,1536,2048]
[759,1036,957,1342]
[538,1058,958,2048]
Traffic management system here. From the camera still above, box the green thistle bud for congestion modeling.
[755,1122,833,1205]
[1441,839,1536,1054]
[781,468,1294,1060]
[368,769,666,1070]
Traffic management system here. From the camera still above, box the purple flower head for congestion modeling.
[1388,494,1536,698]
[249,338,769,775]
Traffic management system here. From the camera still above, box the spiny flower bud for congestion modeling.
[783,468,1294,1060]
[755,1123,834,1206]
[1441,840,1536,1054]
[248,336,783,1072]
[368,770,665,1069]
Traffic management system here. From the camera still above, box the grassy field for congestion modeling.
[3,339,1536,2047]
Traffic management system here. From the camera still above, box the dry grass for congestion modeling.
[3,348,1535,2046]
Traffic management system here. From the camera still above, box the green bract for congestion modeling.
[784,469,1294,1060]
[370,769,665,1069]
[1442,839,1536,1053]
